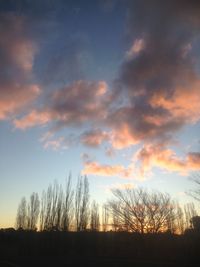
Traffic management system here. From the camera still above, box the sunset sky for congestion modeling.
[0,0,200,228]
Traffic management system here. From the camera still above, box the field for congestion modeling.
[0,230,200,267]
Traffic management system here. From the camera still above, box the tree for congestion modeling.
[102,204,109,232]
[190,216,200,231]
[184,202,197,229]
[75,176,90,231]
[40,190,46,231]
[108,187,176,233]
[175,202,185,234]
[16,197,27,229]
[39,180,63,231]
[27,192,40,230]
[61,175,74,231]
[90,200,100,231]
[188,172,200,202]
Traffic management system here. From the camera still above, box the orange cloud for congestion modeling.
[82,146,200,180]
[82,161,126,177]
[150,82,200,123]
[14,109,50,129]
[82,158,148,180]
[136,144,200,176]
[110,123,138,149]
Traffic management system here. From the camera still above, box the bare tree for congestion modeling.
[184,202,197,229]
[175,203,185,234]
[75,176,90,231]
[102,204,109,232]
[16,197,27,229]
[80,176,90,230]
[39,180,63,231]
[40,190,46,231]
[190,216,200,231]
[61,175,74,231]
[188,172,200,202]
[108,187,176,233]
[90,200,100,231]
[27,192,40,230]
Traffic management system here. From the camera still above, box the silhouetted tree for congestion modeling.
[188,172,200,202]
[40,190,46,231]
[39,180,63,231]
[184,203,197,229]
[75,176,90,231]
[175,203,185,234]
[16,197,27,229]
[102,204,109,231]
[108,188,176,233]
[190,216,200,231]
[90,200,100,231]
[61,175,74,231]
[27,192,40,230]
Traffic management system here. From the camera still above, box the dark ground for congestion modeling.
[0,230,200,267]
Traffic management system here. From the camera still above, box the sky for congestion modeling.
[0,0,200,228]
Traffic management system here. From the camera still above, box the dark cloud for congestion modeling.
[14,80,108,129]
[81,129,109,147]
[108,0,200,147]
[0,13,40,120]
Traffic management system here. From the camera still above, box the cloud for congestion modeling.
[107,0,200,148]
[0,85,40,121]
[81,129,109,147]
[6,1,200,180]
[0,13,40,120]
[82,161,126,177]
[43,137,66,150]
[135,144,200,176]
[13,109,50,129]
[40,132,76,150]
[150,81,200,123]
[126,38,145,59]
[14,80,108,129]
[82,153,138,179]
[82,145,200,180]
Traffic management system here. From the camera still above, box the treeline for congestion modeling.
[15,175,200,234]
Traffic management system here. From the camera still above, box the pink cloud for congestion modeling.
[81,129,109,147]
[0,14,40,120]
[110,122,138,149]
[82,152,137,179]
[135,144,200,176]
[0,85,40,120]
[14,80,108,129]
[150,82,200,123]
[14,109,50,129]
[82,161,126,177]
